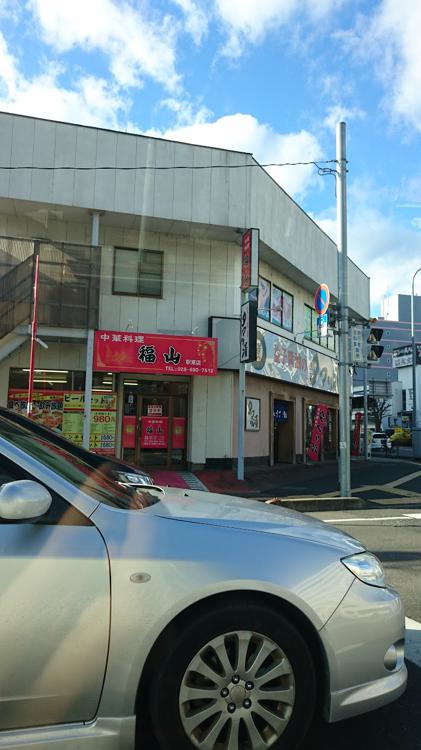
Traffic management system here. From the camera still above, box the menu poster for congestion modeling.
[7,390,64,431]
[7,389,117,456]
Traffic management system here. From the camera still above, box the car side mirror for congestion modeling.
[0,480,53,520]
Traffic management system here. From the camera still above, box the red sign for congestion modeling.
[352,412,363,456]
[307,404,329,462]
[172,417,186,449]
[141,417,168,448]
[241,228,258,291]
[122,415,137,449]
[94,331,217,376]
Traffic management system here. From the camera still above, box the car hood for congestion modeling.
[150,488,365,555]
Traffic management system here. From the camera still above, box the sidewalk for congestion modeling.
[195,461,340,499]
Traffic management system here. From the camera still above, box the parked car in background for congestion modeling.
[370,432,392,451]
[0,409,406,750]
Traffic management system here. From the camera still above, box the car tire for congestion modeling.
[149,601,317,750]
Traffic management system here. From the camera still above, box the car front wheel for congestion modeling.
[149,601,317,750]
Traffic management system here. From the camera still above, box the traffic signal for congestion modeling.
[327,304,338,328]
[367,328,384,362]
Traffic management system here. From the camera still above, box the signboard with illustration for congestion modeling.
[7,389,117,455]
[246,328,338,394]
[140,417,168,448]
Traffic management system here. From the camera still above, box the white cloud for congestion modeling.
[146,110,324,198]
[314,180,421,309]
[28,0,181,91]
[170,0,209,44]
[372,0,421,129]
[341,0,421,132]
[323,104,365,131]
[215,0,344,57]
[0,31,129,128]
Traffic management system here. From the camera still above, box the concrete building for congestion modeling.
[0,112,370,469]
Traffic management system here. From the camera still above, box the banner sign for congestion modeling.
[247,328,338,393]
[94,331,217,376]
[241,228,259,291]
[7,389,117,455]
[140,417,168,448]
[240,299,257,363]
[307,404,329,462]
[172,417,186,449]
[352,411,363,456]
[122,416,136,449]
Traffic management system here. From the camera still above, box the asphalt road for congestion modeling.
[305,506,421,750]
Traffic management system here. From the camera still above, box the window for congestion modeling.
[113,248,163,297]
[271,285,293,331]
[258,276,294,331]
[304,304,335,351]
[258,276,271,321]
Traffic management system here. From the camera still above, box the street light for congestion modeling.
[411,268,421,458]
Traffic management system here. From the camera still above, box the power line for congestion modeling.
[0,159,339,173]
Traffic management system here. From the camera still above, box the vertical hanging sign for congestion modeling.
[307,404,329,462]
[241,228,259,291]
[240,299,257,363]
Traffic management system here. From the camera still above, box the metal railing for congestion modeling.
[0,236,101,339]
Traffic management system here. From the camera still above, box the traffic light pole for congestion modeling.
[336,122,351,496]
[411,269,421,458]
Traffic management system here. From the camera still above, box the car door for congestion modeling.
[0,455,110,731]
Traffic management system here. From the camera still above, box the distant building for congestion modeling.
[353,294,421,428]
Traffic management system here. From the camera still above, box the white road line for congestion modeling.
[323,515,411,523]
[406,617,421,667]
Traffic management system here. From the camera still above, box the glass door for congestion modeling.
[137,396,170,467]
[121,381,188,469]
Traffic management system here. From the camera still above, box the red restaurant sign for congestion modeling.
[141,417,168,448]
[94,331,217,376]
[307,404,329,462]
[241,228,259,291]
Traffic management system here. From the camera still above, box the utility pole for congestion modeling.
[336,122,351,496]
[411,268,421,458]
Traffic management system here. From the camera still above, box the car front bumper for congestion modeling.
[321,578,407,723]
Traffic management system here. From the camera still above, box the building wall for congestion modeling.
[0,111,369,321]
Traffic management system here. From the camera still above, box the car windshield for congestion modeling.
[0,414,161,510]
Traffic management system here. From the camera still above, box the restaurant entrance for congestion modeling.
[122,379,188,468]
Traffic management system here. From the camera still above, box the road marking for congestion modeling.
[384,468,421,489]
[323,515,418,523]
[406,618,421,667]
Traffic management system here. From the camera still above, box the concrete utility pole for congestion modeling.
[336,122,351,496]
[411,268,421,458]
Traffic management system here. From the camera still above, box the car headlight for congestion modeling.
[341,552,386,587]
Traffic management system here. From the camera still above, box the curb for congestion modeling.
[261,496,366,512]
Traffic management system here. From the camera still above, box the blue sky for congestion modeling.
[0,0,420,314]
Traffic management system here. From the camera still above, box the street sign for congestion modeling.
[317,313,328,337]
[314,283,330,316]
[351,325,364,364]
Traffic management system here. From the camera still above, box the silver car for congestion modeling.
[0,409,406,750]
